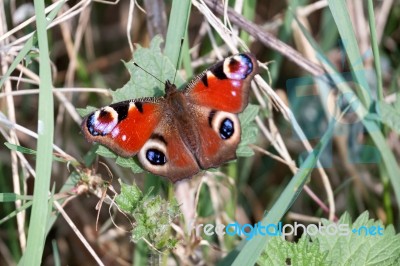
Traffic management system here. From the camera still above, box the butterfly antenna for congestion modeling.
[133,62,164,84]
[173,38,185,85]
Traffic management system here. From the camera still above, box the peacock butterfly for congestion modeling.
[81,53,258,182]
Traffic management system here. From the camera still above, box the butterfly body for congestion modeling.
[82,53,258,182]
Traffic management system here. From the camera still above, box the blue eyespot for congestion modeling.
[219,118,234,139]
[146,149,167,165]
[239,54,253,75]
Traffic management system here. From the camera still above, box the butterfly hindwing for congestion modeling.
[136,115,200,182]
[191,106,241,170]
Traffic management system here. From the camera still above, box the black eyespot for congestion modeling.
[146,149,167,165]
[219,118,234,139]
[86,114,104,136]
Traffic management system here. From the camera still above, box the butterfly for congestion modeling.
[81,53,258,182]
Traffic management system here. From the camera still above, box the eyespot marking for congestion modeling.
[138,139,168,170]
[224,54,254,80]
[219,118,234,139]
[87,114,100,136]
[86,107,118,137]
[146,149,167,165]
[209,111,241,144]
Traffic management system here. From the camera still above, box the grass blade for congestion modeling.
[328,0,371,107]
[367,0,383,101]
[19,0,55,264]
[164,0,191,66]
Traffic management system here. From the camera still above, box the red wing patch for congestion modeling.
[82,100,162,157]
[185,53,258,113]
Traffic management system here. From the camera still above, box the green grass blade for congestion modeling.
[164,0,191,66]
[239,0,256,43]
[328,0,371,107]
[0,193,32,202]
[4,142,76,163]
[367,0,383,101]
[19,0,55,264]
[181,30,193,78]
[51,240,61,266]
[0,201,33,226]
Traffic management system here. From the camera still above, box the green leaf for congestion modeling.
[76,106,98,117]
[95,145,117,159]
[375,99,400,134]
[115,181,180,250]
[258,212,400,266]
[237,104,259,157]
[0,193,33,202]
[258,235,329,266]
[132,224,149,242]
[312,211,400,265]
[95,145,145,173]
[115,157,144,174]
[0,201,33,226]
[239,104,259,125]
[111,36,184,103]
[328,0,371,107]
[4,142,37,155]
[115,182,143,213]
[236,145,255,157]
[4,142,75,164]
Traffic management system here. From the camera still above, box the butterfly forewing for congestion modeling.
[185,53,258,113]
[81,99,163,157]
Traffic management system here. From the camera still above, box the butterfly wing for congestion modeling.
[82,99,162,157]
[185,53,258,113]
[81,53,258,181]
[185,53,258,169]
[81,98,199,182]
[190,106,242,170]
[136,114,200,182]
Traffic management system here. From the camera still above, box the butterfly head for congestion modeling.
[164,80,179,97]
